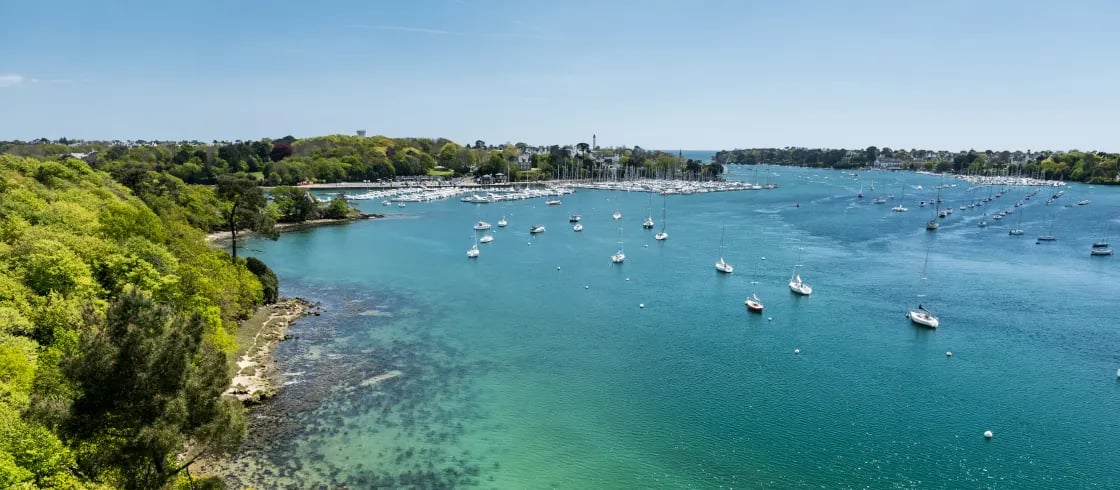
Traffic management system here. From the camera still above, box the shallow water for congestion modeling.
[219,166,1120,488]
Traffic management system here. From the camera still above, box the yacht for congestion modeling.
[788,249,812,295]
[611,227,625,263]
[1091,222,1112,255]
[907,250,939,328]
[642,194,655,228]
[569,214,581,223]
[715,257,734,273]
[473,221,491,230]
[530,225,546,234]
[789,273,812,295]
[573,223,583,232]
[478,234,494,244]
[546,199,562,206]
[655,196,669,240]
[466,243,479,258]
[715,227,733,273]
[381,200,391,206]
[745,293,764,312]
[907,305,939,328]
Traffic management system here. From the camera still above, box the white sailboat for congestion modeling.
[654,195,669,241]
[715,226,733,273]
[611,226,625,263]
[612,210,622,220]
[573,222,583,232]
[892,185,908,212]
[497,216,508,227]
[745,293,764,312]
[788,248,812,295]
[466,234,480,258]
[478,233,494,243]
[745,257,764,312]
[642,193,655,229]
[1009,202,1024,236]
[906,249,939,328]
[926,179,941,230]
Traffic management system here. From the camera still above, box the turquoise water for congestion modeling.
[220,166,1120,488]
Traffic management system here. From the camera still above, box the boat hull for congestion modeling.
[789,282,812,295]
[907,311,939,328]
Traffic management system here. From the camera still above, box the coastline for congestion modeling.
[225,297,320,405]
[206,213,383,243]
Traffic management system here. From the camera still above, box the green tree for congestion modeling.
[322,197,352,219]
[65,288,246,489]
[216,175,276,261]
[270,186,318,223]
[243,257,278,304]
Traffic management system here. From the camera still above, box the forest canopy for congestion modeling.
[0,155,263,488]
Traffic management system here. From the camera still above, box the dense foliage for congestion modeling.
[715,147,1120,183]
[0,155,264,488]
[2,136,726,187]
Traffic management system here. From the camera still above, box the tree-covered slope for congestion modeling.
[0,155,262,488]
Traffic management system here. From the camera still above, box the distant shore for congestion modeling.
[205,213,383,243]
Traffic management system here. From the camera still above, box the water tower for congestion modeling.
[357,129,367,137]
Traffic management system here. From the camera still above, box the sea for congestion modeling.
[216,165,1120,488]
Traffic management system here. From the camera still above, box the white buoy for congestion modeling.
[794,348,801,354]
[639,303,645,309]
[585,285,589,289]
[946,351,953,357]
[626,278,630,281]
[767,317,773,321]
[557,266,561,270]
[984,430,993,439]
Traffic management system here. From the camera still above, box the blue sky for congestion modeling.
[2,0,1118,151]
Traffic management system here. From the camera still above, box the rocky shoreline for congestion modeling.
[206,213,383,243]
[225,297,321,405]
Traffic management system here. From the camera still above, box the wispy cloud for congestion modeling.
[0,74,74,88]
[351,24,451,35]
[0,74,25,88]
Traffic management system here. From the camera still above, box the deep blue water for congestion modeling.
[221,166,1120,488]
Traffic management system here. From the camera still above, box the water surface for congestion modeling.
[220,166,1120,488]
